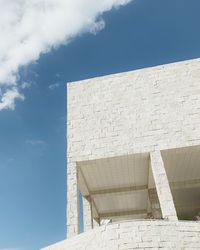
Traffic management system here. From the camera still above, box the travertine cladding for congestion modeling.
[41,220,200,250]
[68,58,200,162]
[67,58,200,236]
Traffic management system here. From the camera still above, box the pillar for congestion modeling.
[150,150,178,221]
[83,197,92,232]
[67,161,80,238]
[83,196,100,231]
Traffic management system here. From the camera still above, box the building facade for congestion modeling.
[41,58,200,250]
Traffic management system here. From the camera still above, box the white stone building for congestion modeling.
[41,58,200,250]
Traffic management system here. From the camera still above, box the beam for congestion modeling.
[148,178,200,192]
[176,204,200,210]
[99,209,147,219]
[90,185,148,196]
[170,179,200,190]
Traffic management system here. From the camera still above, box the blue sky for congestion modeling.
[0,0,200,249]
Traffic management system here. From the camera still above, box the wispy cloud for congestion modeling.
[25,139,46,146]
[49,82,60,90]
[20,81,31,89]
[0,0,132,111]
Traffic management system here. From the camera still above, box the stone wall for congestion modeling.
[41,220,200,250]
[67,58,200,236]
[68,58,200,162]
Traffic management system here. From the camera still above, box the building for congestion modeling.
[41,58,200,250]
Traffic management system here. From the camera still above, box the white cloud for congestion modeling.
[0,88,24,111]
[49,82,60,90]
[0,0,132,110]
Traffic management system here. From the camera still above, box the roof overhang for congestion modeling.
[77,152,152,220]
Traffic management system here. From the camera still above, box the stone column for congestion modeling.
[67,161,80,238]
[83,196,100,231]
[83,197,92,232]
[150,151,178,221]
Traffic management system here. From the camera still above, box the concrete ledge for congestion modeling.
[40,220,200,250]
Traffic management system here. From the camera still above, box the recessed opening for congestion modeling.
[77,152,161,225]
[161,145,200,221]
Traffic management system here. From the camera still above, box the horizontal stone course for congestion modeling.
[40,220,200,250]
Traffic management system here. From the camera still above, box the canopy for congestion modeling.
[77,152,153,221]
